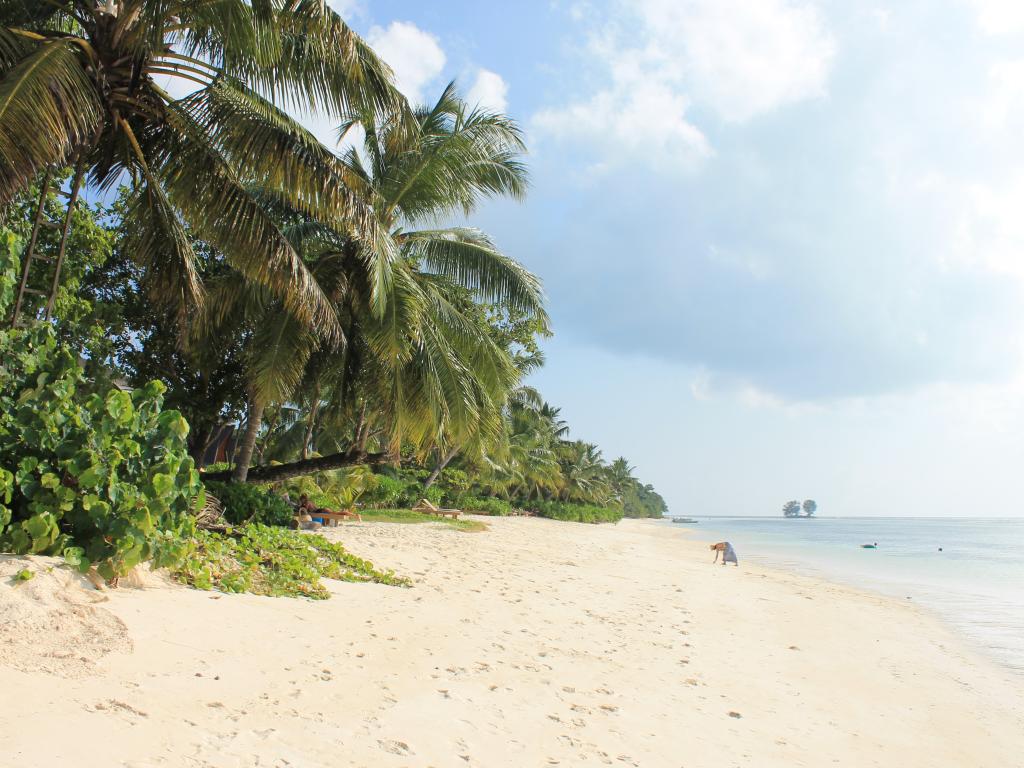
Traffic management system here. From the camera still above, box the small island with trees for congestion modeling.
[783,499,817,518]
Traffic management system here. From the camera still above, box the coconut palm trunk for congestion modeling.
[301,389,320,461]
[232,399,265,482]
[423,446,459,490]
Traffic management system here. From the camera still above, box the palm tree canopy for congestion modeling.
[0,0,405,329]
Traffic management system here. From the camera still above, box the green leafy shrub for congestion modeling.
[423,483,444,506]
[459,495,512,516]
[0,330,202,581]
[435,467,470,503]
[531,500,622,524]
[203,480,292,526]
[362,472,423,508]
[360,473,405,507]
[174,524,409,598]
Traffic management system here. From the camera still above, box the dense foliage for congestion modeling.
[203,480,293,527]
[0,237,201,580]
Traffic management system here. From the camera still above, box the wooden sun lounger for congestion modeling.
[313,509,362,525]
[412,499,461,518]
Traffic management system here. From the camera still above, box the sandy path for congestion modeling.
[1,517,1022,767]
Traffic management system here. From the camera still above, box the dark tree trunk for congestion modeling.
[301,383,320,461]
[10,167,52,327]
[207,449,394,484]
[353,400,368,453]
[423,446,459,490]
[232,399,265,482]
[256,408,279,464]
[45,154,85,320]
[189,422,215,470]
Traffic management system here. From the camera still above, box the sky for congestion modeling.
[326,0,1024,517]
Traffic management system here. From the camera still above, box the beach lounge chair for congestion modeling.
[412,499,461,519]
[315,507,362,526]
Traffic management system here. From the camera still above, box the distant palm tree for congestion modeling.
[558,441,609,503]
[1,0,402,327]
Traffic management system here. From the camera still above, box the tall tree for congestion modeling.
[202,84,546,482]
[0,0,402,329]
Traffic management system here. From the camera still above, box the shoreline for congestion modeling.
[660,516,1024,676]
[3,516,1023,767]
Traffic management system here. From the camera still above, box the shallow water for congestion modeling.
[661,516,1024,674]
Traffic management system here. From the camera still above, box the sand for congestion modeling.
[1,517,1022,768]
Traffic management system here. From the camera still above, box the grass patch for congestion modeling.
[359,508,488,532]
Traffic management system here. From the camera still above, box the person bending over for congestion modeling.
[710,541,739,566]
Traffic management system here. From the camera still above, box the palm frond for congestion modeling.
[122,178,205,329]
[155,100,339,336]
[0,38,102,204]
[403,227,547,322]
[247,307,319,404]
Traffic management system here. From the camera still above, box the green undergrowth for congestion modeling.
[173,524,409,599]
[359,508,488,532]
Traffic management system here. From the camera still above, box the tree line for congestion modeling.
[0,0,667,555]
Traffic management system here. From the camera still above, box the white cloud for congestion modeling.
[638,0,836,122]
[960,178,1024,281]
[366,21,446,104]
[326,0,361,19]
[533,0,836,169]
[983,59,1024,130]
[466,69,509,112]
[533,78,712,169]
[967,0,1024,35]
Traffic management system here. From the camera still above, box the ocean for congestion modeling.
[662,516,1024,674]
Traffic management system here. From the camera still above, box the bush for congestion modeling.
[173,524,409,598]
[361,474,406,508]
[0,324,201,580]
[361,470,426,509]
[203,480,292,527]
[423,483,444,506]
[459,496,513,516]
[531,500,622,524]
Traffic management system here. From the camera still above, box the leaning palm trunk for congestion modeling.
[208,447,393,484]
[232,399,265,482]
[423,446,459,490]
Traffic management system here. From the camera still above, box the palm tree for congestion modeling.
[0,0,402,328]
[607,457,636,498]
[202,84,546,482]
[558,441,610,503]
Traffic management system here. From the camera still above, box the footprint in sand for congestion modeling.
[378,739,412,755]
[89,699,149,720]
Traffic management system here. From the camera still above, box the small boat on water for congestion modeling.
[671,517,699,524]
[861,543,877,549]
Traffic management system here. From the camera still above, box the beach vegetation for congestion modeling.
[203,480,293,527]
[0,2,671,601]
[0,312,201,582]
[174,524,408,598]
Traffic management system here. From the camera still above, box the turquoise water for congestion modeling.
[663,517,1024,674]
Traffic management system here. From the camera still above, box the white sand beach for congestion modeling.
[2,517,1022,768]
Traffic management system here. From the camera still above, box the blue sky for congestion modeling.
[331,0,1024,517]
